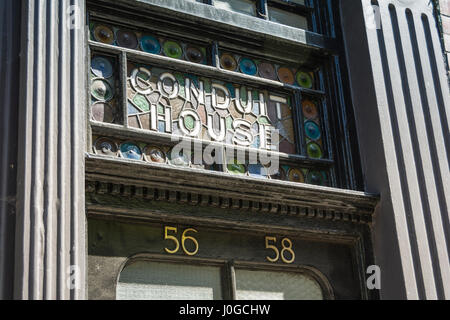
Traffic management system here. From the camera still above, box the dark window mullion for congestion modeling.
[212,41,220,68]
[120,51,128,129]
[222,261,237,300]
[293,90,306,156]
[257,0,268,20]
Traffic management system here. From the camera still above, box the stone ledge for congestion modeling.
[85,154,379,224]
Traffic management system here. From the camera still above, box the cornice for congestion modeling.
[85,154,379,225]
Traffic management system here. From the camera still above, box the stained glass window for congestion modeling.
[88,14,334,187]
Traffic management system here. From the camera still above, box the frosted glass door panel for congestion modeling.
[117,261,222,300]
[235,269,323,300]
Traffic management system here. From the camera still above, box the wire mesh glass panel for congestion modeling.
[213,0,257,16]
[235,269,323,300]
[268,7,308,29]
[117,261,223,300]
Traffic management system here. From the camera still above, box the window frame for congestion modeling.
[85,0,361,189]
[116,254,335,300]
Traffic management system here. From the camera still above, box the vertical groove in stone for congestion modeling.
[382,3,437,299]
[413,12,450,299]
[0,0,21,300]
[360,0,419,299]
[14,0,86,300]
[347,0,449,299]
[401,8,447,300]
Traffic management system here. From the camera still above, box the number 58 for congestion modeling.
[265,236,295,264]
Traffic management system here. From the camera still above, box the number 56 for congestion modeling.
[164,226,199,256]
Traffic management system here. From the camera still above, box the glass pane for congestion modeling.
[235,269,323,300]
[269,7,308,30]
[289,0,305,5]
[117,261,223,300]
[214,0,256,16]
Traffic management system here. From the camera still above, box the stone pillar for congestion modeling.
[341,0,450,299]
[13,0,86,299]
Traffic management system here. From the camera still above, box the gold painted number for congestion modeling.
[181,228,199,256]
[280,238,295,264]
[164,226,199,256]
[265,236,295,264]
[265,236,279,263]
[164,226,179,254]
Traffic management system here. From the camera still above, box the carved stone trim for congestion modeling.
[85,157,377,225]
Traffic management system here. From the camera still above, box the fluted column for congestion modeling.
[14,0,86,300]
[341,0,450,299]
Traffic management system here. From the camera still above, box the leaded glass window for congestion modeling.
[87,0,360,190]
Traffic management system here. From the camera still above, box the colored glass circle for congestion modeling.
[258,62,277,80]
[91,79,113,101]
[94,138,118,156]
[91,56,113,78]
[140,35,161,54]
[168,149,190,166]
[288,168,305,183]
[116,29,138,49]
[296,71,313,89]
[120,143,142,160]
[91,102,114,123]
[163,41,183,59]
[220,53,237,71]
[143,146,166,163]
[302,100,318,119]
[277,67,295,85]
[306,171,326,186]
[248,164,268,178]
[271,167,286,180]
[185,47,204,63]
[93,25,114,44]
[184,115,196,131]
[307,142,323,159]
[227,160,246,175]
[304,121,321,140]
[239,58,257,76]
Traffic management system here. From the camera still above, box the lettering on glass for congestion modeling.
[126,63,297,155]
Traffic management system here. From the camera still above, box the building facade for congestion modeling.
[0,0,449,300]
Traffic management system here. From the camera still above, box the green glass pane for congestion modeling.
[306,142,323,159]
[226,116,233,129]
[227,160,246,175]
[158,104,165,115]
[133,94,150,112]
[258,116,270,125]
[91,79,113,101]
[163,41,183,59]
[184,115,196,130]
